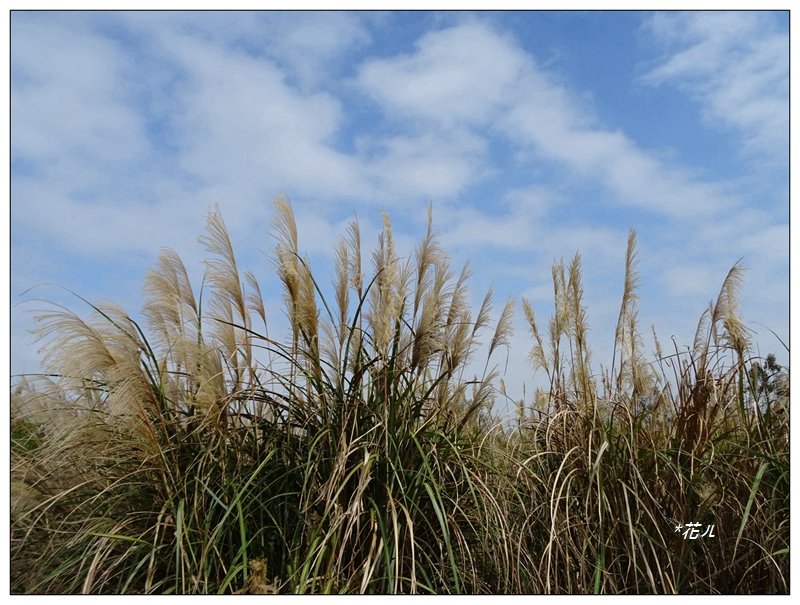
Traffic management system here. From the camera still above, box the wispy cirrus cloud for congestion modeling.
[356,19,742,219]
[641,11,788,161]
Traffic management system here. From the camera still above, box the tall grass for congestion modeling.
[10,199,788,594]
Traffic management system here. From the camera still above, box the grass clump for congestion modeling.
[10,198,788,594]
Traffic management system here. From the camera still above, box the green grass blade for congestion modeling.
[733,462,768,564]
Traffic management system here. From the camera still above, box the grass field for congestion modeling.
[10,199,789,594]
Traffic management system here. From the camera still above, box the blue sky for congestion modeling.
[9,10,789,413]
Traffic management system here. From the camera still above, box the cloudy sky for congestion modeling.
[10,10,789,413]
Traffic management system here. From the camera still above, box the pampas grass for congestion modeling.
[10,198,788,594]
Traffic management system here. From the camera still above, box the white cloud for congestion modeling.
[266,12,371,89]
[435,188,625,267]
[127,11,371,89]
[357,19,742,219]
[357,20,527,128]
[437,189,550,253]
[162,31,370,200]
[12,179,200,259]
[641,11,788,160]
[11,17,150,182]
[739,223,788,264]
[363,130,488,201]
[500,72,740,219]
